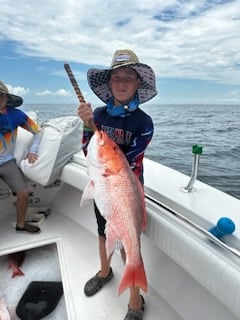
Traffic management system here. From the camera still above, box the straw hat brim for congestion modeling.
[0,80,23,107]
[87,63,158,104]
[6,93,23,107]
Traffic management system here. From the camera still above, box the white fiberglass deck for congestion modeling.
[0,201,239,320]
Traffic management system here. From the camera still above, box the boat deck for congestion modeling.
[0,207,239,320]
[0,210,181,320]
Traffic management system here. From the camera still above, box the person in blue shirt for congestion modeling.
[0,80,43,233]
[78,49,157,320]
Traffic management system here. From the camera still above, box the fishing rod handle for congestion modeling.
[64,63,97,132]
[64,63,86,103]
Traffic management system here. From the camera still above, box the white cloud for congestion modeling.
[55,89,71,97]
[36,90,52,96]
[7,84,29,96]
[36,89,71,97]
[0,0,239,86]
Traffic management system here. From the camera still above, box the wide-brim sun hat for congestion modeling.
[0,80,23,107]
[87,49,158,104]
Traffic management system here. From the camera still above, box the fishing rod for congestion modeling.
[64,63,97,131]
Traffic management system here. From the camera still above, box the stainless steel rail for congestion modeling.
[145,193,240,258]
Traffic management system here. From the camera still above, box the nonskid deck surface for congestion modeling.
[0,210,238,320]
[0,211,182,320]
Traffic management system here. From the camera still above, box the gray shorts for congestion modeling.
[0,159,27,193]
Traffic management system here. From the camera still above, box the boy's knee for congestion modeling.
[16,189,29,200]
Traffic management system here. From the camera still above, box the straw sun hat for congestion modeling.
[87,49,158,104]
[0,80,23,107]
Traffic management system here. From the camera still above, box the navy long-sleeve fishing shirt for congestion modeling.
[82,106,154,183]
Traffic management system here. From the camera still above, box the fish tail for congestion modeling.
[12,267,24,278]
[117,261,147,296]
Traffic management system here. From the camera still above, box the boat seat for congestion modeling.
[60,151,89,191]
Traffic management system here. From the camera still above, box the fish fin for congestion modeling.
[114,239,123,251]
[106,239,123,258]
[117,260,148,296]
[106,226,120,257]
[80,180,94,206]
[106,238,114,258]
[12,267,24,278]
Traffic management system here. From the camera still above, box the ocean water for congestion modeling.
[22,104,240,200]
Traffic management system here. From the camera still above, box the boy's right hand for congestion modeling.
[77,102,95,130]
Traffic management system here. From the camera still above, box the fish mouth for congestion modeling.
[87,130,106,167]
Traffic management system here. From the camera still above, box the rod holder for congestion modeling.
[181,144,203,193]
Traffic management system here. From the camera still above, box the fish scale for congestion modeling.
[81,130,148,295]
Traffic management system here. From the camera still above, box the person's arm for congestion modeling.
[126,120,154,180]
[22,115,43,163]
[26,130,43,163]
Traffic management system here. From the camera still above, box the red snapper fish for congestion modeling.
[8,251,26,278]
[0,299,11,320]
[81,130,147,295]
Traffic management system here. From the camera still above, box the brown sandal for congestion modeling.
[84,268,113,296]
[124,295,145,320]
[16,223,41,234]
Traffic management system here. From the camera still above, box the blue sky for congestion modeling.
[0,0,239,105]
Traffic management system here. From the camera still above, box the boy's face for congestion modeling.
[109,67,141,105]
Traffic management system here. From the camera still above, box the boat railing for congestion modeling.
[145,192,240,258]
